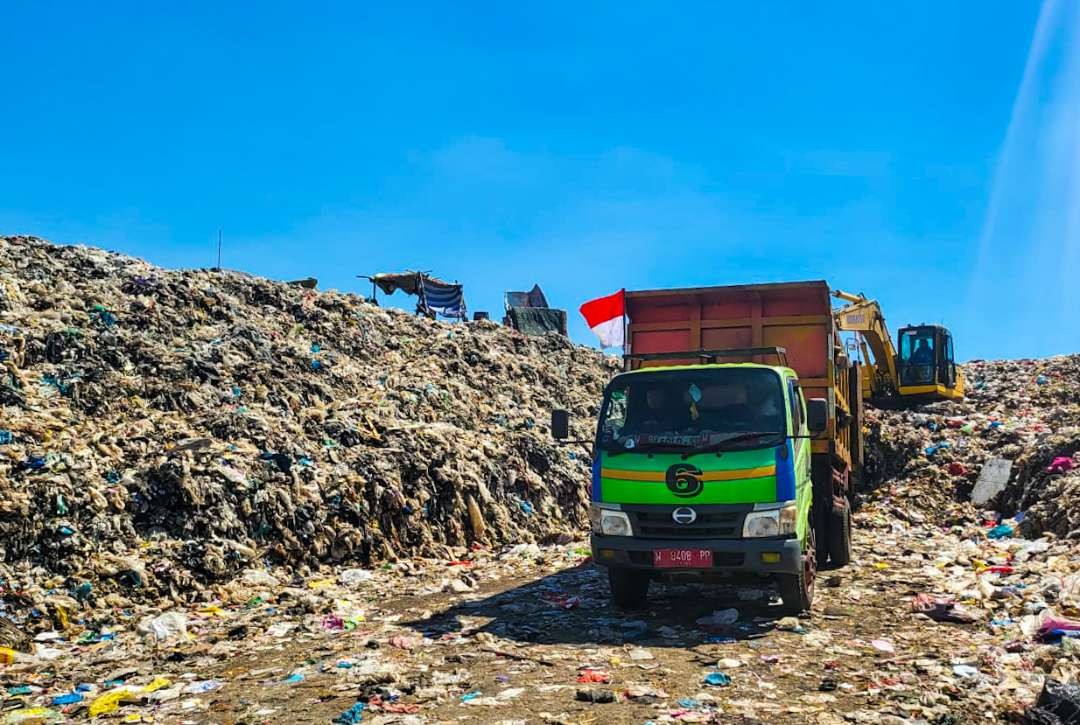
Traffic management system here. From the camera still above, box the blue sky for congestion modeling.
[2,2,1077,361]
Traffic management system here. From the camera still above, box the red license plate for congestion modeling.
[653,548,713,568]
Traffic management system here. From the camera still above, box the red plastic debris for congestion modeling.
[576,668,612,684]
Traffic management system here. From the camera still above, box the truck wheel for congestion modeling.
[777,527,816,616]
[607,568,650,609]
[827,501,852,567]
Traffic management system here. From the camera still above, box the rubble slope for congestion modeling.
[0,235,612,600]
[863,354,1080,533]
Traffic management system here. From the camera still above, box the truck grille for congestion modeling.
[632,510,741,539]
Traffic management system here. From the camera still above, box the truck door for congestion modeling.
[788,378,810,478]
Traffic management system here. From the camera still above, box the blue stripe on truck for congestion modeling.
[775,441,796,500]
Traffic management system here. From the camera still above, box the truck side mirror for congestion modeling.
[806,398,828,434]
[551,409,570,440]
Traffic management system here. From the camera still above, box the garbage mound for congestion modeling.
[0,235,612,602]
[861,354,1080,533]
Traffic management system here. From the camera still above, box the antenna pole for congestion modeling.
[216,229,222,270]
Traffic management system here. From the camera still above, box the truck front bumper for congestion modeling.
[591,534,802,577]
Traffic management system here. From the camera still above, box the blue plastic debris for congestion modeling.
[987,524,1015,539]
[51,692,83,705]
[0,430,12,445]
[461,691,482,702]
[925,442,952,456]
[703,672,731,686]
[335,702,365,724]
[519,501,534,515]
[20,456,46,471]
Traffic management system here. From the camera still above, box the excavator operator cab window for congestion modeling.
[899,327,936,385]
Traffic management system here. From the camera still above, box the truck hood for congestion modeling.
[592,442,795,505]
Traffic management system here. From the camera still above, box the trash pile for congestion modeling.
[854,354,1080,721]
[860,354,1080,530]
[0,235,612,609]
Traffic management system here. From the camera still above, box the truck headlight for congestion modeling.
[591,505,632,536]
[743,503,797,538]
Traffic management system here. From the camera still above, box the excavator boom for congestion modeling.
[832,291,900,399]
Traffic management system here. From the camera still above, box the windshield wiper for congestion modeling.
[605,441,694,457]
[682,431,784,458]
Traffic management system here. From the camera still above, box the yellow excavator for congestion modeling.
[833,290,964,405]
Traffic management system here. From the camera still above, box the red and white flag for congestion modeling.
[579,289,625,348]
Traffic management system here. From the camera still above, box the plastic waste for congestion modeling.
[911,594,978,623]
[1047,457,1075,474]
[339,568,375,587]
[335,702,366,724]
[1025,678,1080,724]
[576,668,612,684]
[137,611,188,641]
[575,688,615,703]
[695,608,739,627]
[4,709,61,724]
[703,672,731,686]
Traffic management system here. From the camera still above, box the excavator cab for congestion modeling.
[897,325,963,401]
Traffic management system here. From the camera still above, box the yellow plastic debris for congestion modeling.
[142,676,172,693]
[0,646,18,664]
[88,688,137,717]
[4,708,60,724]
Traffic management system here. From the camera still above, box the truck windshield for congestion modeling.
[598,368,786,452]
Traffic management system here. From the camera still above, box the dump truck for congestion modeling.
[552,281,862,613]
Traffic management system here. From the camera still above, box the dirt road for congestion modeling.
[16,505,1054,724]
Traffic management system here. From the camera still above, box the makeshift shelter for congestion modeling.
[361,271,467,320]
[503,284,567,336]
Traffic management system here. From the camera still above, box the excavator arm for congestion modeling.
[832,290,901,398]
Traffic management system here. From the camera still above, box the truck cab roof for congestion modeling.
[615,362,799,379]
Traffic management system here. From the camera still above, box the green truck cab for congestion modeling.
[554,283,863,614]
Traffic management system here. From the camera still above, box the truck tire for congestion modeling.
[777,526,816,615]
[827,500,852,567]
[607,568,650,609]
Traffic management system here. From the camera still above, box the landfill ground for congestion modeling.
[4,236,1080,723]
[2,510,1077,724]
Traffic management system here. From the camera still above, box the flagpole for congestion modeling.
[621,288,628,357]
